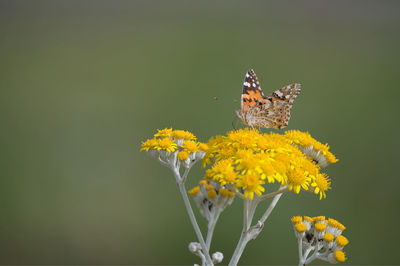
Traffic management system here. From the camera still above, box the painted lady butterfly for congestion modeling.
[236,69,301,129]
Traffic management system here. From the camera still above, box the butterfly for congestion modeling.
[235,69,301,129]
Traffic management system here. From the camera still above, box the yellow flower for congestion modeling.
[334,250,347,262]
[336,235,349,247]
[291,216,302,224]
[154,128,173,138]
[236,171,265,200]
[260,159,277,183]
[199,128,337,199]
[285,130,314,146]
[204,169,213,180]
[315,223,326,232]
[236,152,260,173]
[295,223,307,233]
[304,216,313,223]
[301,158,320,177]
[177,151,189,161]
[286,167,311,194]
[313,216,326,222]
[199,180,209,186]
[172,130,196,140]
[323,232,334,242]
[210,159,237,185]
[227,128,259,150]
[327,218,346,231]
[182,140,199,153]
[198,143,209,152]
[140,138,159,151]
[188,186,200,196]
[325,152,339,164]
[311,173,331,199]
[156,138,178,153]
[217,145,236,161]
[207,189,217,198]
[284,130,338,167]
[256,136,270,150]
[220,188,235,198]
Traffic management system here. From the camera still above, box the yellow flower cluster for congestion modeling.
[285,130,338,166]
[140,128,208,156]
[291,215,348,263]
[201,128,333,200]
[189,179,235,199]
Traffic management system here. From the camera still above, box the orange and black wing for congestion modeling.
[241,69,266,113]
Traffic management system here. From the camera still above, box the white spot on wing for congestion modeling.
[252,83,256,87]
[244,82,251,87]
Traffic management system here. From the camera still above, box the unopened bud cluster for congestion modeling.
[291,215,349,264]
[189,179,235,221]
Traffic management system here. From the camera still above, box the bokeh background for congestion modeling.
[1,0,399,264]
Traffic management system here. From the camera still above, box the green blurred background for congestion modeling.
[1,0,399,264]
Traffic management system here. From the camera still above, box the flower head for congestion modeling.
[183,140,199,153]
[140,138,159,151]
[236,171,265,200]
[172,130,196,141]
[178,151,189,161]
[285,130,338,167]
[200,128,336,200]
[156,138,178,152]
[154,128,173,138]
[311,173,331,199]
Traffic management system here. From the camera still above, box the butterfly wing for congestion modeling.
[237,69,301,129]
[240,69,265,113]
[257,83,301,129]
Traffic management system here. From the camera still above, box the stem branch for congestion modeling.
[173,168,213,265]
